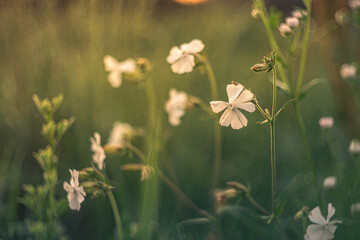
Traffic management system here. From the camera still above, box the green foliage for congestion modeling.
[20,95,74,239]
[268,7,283,30]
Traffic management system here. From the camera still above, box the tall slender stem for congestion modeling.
[202,56,222,190]
[270,68,277,214]
[106,190,123,240]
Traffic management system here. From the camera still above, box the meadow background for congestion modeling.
[0,0,359,239]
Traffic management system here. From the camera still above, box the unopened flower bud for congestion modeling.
[291,9,307,19]
[121,163,144,171]
[226,181,248,192]
[251,8,260,19]
[349,139,360,154]
[214,188,237,204]
[141,165,155,181]
[294,206,309,221]
[285,17,299,28]
[319,116,334,130]
[251,52,276,73]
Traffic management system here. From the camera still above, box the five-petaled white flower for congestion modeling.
[210,83,255,130]
[63,169,86,211]
[104,55,137,88]
[166,39,205,74]
[108,121,137,146]
[304,203,342,240]
[90,132,106,170]
[165,88,189,126]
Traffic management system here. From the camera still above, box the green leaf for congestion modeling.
[178,217,211,227]
[55,198,69,217]
[268,6,283,30]
[274,177,296,217]
[275,98,296,117]
[298,78,327,100]
[268,77,290,96]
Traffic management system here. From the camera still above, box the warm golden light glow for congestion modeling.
[173,0,208,5]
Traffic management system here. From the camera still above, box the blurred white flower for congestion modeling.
[285,17,299,28]
[349,0,360,10]
[165,88,189,126]
[323,176,337,189]
[335,10,348,25]
[108,121,136,146]
[166,39,205,74]
[291,9,307,19]
[319,116,334,129]
[210,83,255,130]
[141,165,155,181]
[251,8,260,19]
[90,132,106,170]
[340,64,357,79]
[350,202,360,214]
[63,169,86,211]
[104,55,137,88]
[349,139,360,154]
[304,203,342,240]
[278,23,292,37]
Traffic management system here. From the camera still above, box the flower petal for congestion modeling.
[326,203,335,222]
[118,58,136,73]
[210,101,228,113]
[108,71,122,88]
[63,182,72,193]
[170,55,195,74]
[234,109,248,128]
[235,89,254,104]
[235,102,255,113]
[104,55,119,72]
[306,224,326,240]
[70,169,79,187]
[230,111,244,130]
[219,109,233,127]
[166,46,182,64]
[227,84,244,103]
[181,39,205,54]
[309,206,326,225]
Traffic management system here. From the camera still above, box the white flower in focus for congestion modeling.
[286,17,299,28]
[323,176,337,189]
[349,0,360,10]
[165,88,189,126]
[319,116,334,129]
[349,139,360,154]
[104,55,137,88]
[90,132,106,170]
[141,165,155,181]
[108,121,136,146]
[63,169,86,211]
[350,202,360,214]
[166,39,205,74]
[340,64,357,79]
[210,83,255,130]
[279,23,292,37]
[304,203,342,240]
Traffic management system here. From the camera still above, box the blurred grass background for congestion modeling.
[0,0,359,239]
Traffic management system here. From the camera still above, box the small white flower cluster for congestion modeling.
[348,0,360,10]
[278,9,306,38]
[340,63,357,80]
[319,116,334,130]
[63,169,86,211]
[305,203,342,240]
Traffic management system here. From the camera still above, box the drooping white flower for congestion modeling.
[90,132,106,170]
[63,169,86,211]
[304,203,342,240]
[350,202,360,214]
[286,17,299,28]
[349,0,360,10]
[104,55,137,88]
[165,88,189,126]
[210,83,255,130]
[166,39,205,74]
[340,64,357,79]
[323,176,337,189]
[319,116,334,129]
[349,139,360,154]
[108,121,136,146]
[279,23,292,37]
[140,165,155,181]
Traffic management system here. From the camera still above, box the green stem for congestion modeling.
[270,122,276,214]
[324,130,339,171]
[202,55,222,190]
[106,190,123,240]
[246,192,270,215]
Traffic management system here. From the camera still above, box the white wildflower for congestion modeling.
[210,83,255,130]
[279,23,292,37]
[104,55,137,88]
[319,116,334,129]
[349,0,360,10]
[165,88,189,126]
[108,121,136,146]
[166,39,205,74]
[349,139,360,154]
[90,132,106,170]
[304,203,342,240]
[292,9,307,19]
[251,8,260,19]
[351,202,360,214]
[323,176,337,189]
[340,64,357,79]
[63,169,86,211]
[141,165,155,181]
[286,17,299,28]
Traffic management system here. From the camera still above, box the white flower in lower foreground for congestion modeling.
[340,64,357,79]
[166,39,205,74]
[108,121,137,146]
[323,176,337,189]
[63,169,86,211]
[104,55,137,88]
[319,116,334,130]
[304,203,342,240]
[165,88,189,126]
[90,132,106,170]
[210,83,255,130]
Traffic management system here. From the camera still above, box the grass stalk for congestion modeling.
[107,190,124,240]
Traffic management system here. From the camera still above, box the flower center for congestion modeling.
[228,103,234,110]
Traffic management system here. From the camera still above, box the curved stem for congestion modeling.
[202,56,222,190]
[246,192,270,215]
[106,190,123,240]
